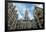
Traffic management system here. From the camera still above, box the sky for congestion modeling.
[13,3,35,20]
[13,3,43,20]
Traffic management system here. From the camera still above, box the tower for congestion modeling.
[24,8,29,20]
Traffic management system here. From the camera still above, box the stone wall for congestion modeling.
[8,3,17,30]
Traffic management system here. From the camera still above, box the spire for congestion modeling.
[25,8,28,16]
[24,8,29,20]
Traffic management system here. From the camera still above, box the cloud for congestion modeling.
[33,4,43,8]
[18,13,22,20]
[16,3,26,20]
[28,11,34,20]
[15,3,35,20]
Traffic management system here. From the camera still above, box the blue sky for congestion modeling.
[13,3,35,20]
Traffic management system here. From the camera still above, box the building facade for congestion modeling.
[8,3,18,30]
[34,7,43,28]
